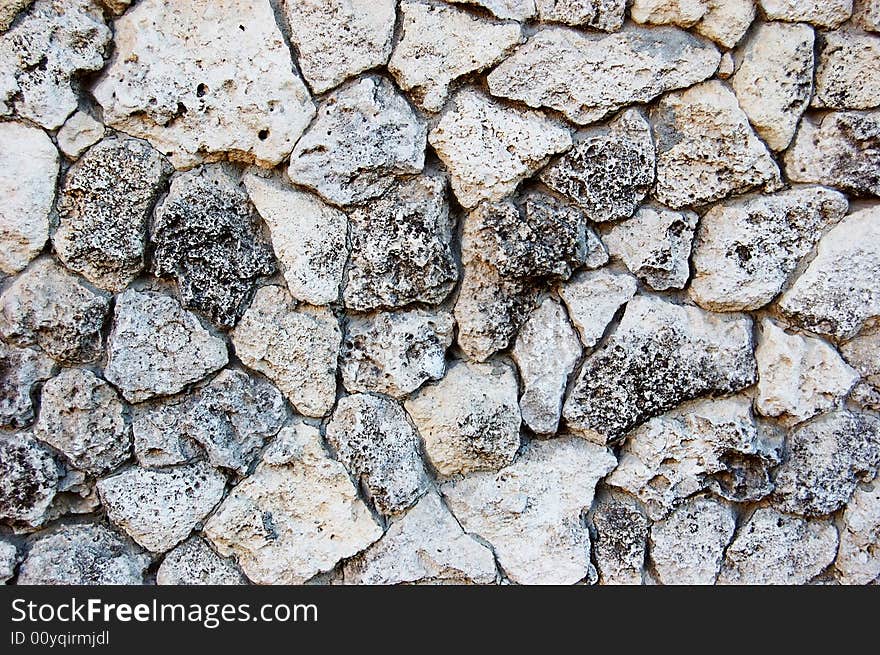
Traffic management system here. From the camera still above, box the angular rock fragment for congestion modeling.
[534,0,624,30]
[841,327,880,392]
[693,0,754,48]
[731,21,814,151]
[156,537,246,585]
[0,122,58,274]
[0,0,31,31]
[104,290,228,403]
[231,285,340,418]
[0,342,52,429]
[779,206,880,339]
[772,411,880,517]
[344,492,498,585]
[344,175,457,311]
[18,523,149,585]
[98,461,226,553]
[428,89,571,208]
[445,0,535,20]
[390,2,521,112]
[0,539,17,583]
[242,173,347,306]
[0,258,108,364]
[92,0,315,169]
[718,508,838,585]
[592,490,648,585]
[689,187,848,312]
[0,0,110,129]
[442,437,617,585]
[512,298,582,434]
[152,166,275,328]
[649,496,736,585]
[630,0,708,26]
[326,394,429,516]
[405,361,521,478]
[558,270,637,348]
[55,136,172,292]
[56,110,104,159]
[835,483,880,584]
[604,205,697,291]
[288,76,426,206]
[487,26,719,125]
[0,432,59,528]
[205,423,382,584]
[854,0,880,31]
[814,29,880,110]
[651,81,782,208]
[341,309,454,399]
[759,0,853,28]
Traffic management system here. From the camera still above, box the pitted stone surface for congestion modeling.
[157,537,246,585]
[0,341,53,429]
[0,431,60,528]
[814,29,880,110]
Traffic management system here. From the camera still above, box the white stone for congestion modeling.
[56,111,105,159]
[814,29,880,110]
[630,0,708,26]
[445,0,536,20]
[759,0,853,28]
[0,539,17,583]
[535,0,625,31]
[841,327,880,390]
[157,537,246,585]
[693,0,754,49]
[558,269,637,348]
[836,483,880,584]
[854,0,880,31]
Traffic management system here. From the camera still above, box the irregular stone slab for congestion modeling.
[0,539,17,583]
[390,2,521,112]
[428,89,571,209]
[344,174,457,311]
[779,206,880,339]
[55,136,172,292]
[718,508,838,584]
[104,290,228,403]
[814,29,880,110]
[759,0,853,28]
[731,22,814,151]
[756,320,858,425]
[442,437,616,585]
[35,369,130,476]
[0,341,52,429]
[565,295,756,444]
[56,110,104,159]
[785,111,880,196]
[558,269,637,348]
[92,0,315,170]
[242,173,346,306]
[98,461,226,553]
[157,537,246,585]
[604,204,697,291]
[0,258,108,363]
[487,26,719,125]
[693,0,754,48]
[512,298,582,434]
[539,109,655,223]
[405,360,521,478]
[326,394,429,516]
[608,397,778,519]
[0,0,109,129]
[0,122,58,274]
[232,285,340,418]
[651,81,782,209]
[131,395,199,468]
[592,490,648,585]
[344,492,497,585]
[445,0,535,20]
[535,0,624,30]
[205,423,382,584]
[288,76,426,206]
[772,411,880,517]
[152,166,275,328]
[689,187,848,312]
[0,432,59,528]
[836,484,880,584]
[841,327,880,391]
[340,309,454,399]
[630,0,707,26]
[650,496,735,585]
[854,0,880,31]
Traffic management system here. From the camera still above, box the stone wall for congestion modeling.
[0,0,878,585]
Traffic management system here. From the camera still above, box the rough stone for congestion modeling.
[288,76,426,206]
[341,309,454,399]
[0,539,17,583]
[487,26,720,125]
[55,136,172,292]
[104,290,228,403]
[592,490,648,585]
[693,0,754,49]
[759,0,853,28]
[854,0,880,31]
[92,0,315,170]
[442,437,617,585]
[0,0,31,31]
[390,2,522,112]
[156,537,246,585]
[405,361,521,478]
[428,89,571,209]
[836,483,880,584]
[231,285,340,418]
[0,431,59,528]
[651,81,782,209]
[0,122,58,274]
[56,110,104,159]
[841,327,880,391]
[731,21,814,151]
[152,166,275,328]
[326,394,429,516]
[535,0,625,30]
[558,269,637,348]
[242,173,347,307]
[603,204,697,291]
[205,423,382,584]
[814,29,880,110]
[0,258,109,364]
[0,341,52,429]
[445,0,535,20]
[630,0,708,26]
[689,187,848,312]
[779,206,880,339]
[98,461,226,553]
[718,508,838,584]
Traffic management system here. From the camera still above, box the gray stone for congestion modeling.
[156,537,246,586]
[0,341,52,429]
[535,0,625,31]
[836,483,880,584]
[814,29,880,110]
[0,431,59,528]
[558,269,637,348]
[0,539,17,583]
[841,327,880,391]
[592,490,648,585]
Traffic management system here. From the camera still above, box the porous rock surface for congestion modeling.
[156,536,246,586]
